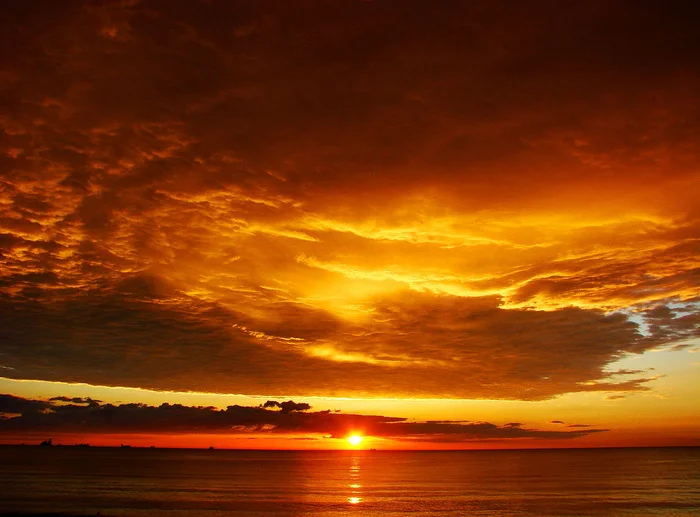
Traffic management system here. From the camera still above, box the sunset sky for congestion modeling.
[0,0,698,450]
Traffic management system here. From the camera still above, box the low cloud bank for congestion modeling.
[0,394,606,443]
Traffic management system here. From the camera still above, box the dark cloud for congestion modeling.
[0,395,606,442]
[0,394,49,415]
[49,396,101,406]
[549,421,595,429]
[0,286,670,399]
[640,298,700,345]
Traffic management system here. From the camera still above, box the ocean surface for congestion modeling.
[0,446,698,516]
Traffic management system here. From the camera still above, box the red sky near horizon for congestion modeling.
[0,0,698,449]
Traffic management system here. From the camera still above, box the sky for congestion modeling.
[0,0,698,449]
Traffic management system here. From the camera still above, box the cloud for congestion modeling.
[49,396,101,407]
[262,400,312,414]
[549,421,595,429]
[0,395,606,442]
[0,285,681,400]
[0,1,698,402]
[605,394,628,401]
[0,394,48,415]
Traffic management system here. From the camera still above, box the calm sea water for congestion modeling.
[0,447,698,516]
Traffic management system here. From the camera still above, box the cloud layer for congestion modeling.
[0,395,605,443]
[1,1,698,399]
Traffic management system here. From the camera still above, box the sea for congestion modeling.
[0,446,698,516]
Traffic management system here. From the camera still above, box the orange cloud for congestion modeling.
[0,1,698,405]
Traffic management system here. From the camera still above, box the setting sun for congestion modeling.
[347,435,364,447]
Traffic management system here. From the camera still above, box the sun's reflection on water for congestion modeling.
[347,454,363,505]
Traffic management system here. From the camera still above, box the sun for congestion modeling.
[347,434,363,447]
